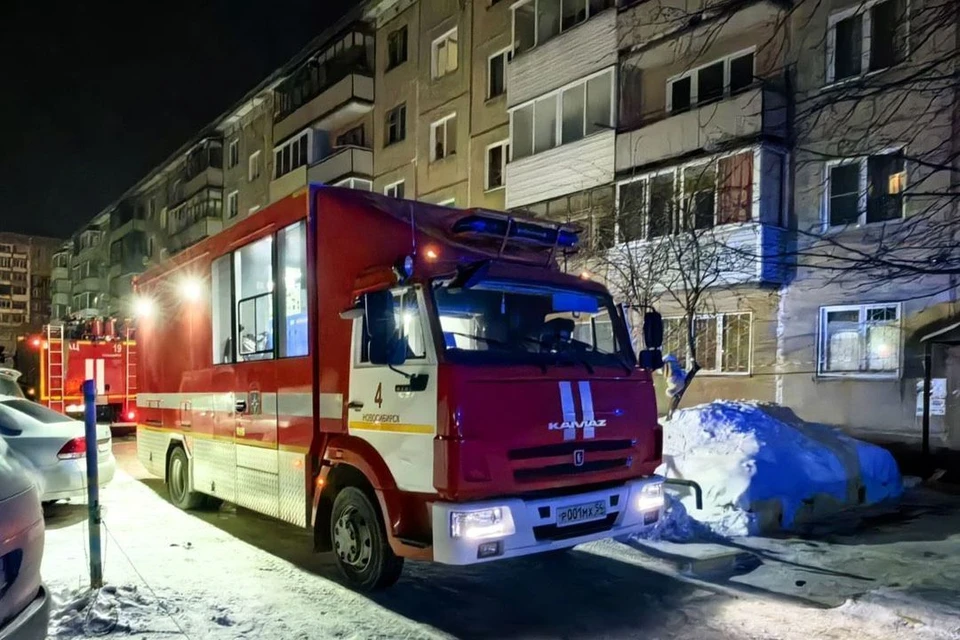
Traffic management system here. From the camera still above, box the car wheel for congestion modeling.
[330,487,403,591]
[166,447,205,510]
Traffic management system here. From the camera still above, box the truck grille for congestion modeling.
[533,514,618,541]
[509,439,634,484]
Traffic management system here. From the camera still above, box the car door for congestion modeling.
[347,286,438,493]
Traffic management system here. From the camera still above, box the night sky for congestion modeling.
[0,0,354,239]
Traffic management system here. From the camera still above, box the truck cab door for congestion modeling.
[347,286,438,493]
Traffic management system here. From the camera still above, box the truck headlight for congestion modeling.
[637,482,664,512]
[450,507,515,540]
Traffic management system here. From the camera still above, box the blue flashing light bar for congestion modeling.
[452,213,579,248]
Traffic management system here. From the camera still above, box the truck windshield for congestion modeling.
[433,279,629,368]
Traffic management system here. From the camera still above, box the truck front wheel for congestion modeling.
[330,487,403,591]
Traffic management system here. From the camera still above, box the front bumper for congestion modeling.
[431,476,664,565]
[40,455,116,502]
[0,585,50,640]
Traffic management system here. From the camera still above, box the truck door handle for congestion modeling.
[347,401,364,410]
[235,400,247,413]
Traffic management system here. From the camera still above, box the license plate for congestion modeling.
[556,500,607,527]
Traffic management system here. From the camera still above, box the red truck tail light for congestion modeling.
[126,410,137,422]
[57,437,86,460]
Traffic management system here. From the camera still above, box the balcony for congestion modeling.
[273,30,375,142]
[616,85,788,173]
[270,146,373,202]
[51,292,70,307]
[307,146,373,185]
[505,130,616,209]
[51,266,69,281]
[507,7,617,108]
[169,218,223,254]
[600,222,789,290]
[75,276,101,294]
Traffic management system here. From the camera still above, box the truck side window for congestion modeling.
[235,236,275,362]
[211,254,234,364]
[359,288,426,363]
[278,220,308,358]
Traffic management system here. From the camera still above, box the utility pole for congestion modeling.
[83,379,103,589]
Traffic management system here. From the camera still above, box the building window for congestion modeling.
[385,180,405,199]
[819,304,901,376]
[826,151,905,227]
[488,49,510,99]
[510,69,614,161]
[430,114,457,161]
[667,50,754,113]
[274,131,311,179]
[387,26,408,70]
[228,139,240,168]
[432,28,459,79]
[227,191,239,219]
[235,236,275,361]
[828,0,906,84]
[486,141,508,190]
[512,0,614,55]
[615,149,759,240]
[336,126,366,148]
[663,313,751,373]
[211,254,234,365]
[334,178,373,191]
[386,104,407,146]
[248,150,262,181]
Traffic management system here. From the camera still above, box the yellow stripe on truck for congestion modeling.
[348,421,434,435]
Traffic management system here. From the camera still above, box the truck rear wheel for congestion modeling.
[167,446,205,510]
[330,487,403,591]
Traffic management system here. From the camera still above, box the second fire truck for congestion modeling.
[135,186,666,590]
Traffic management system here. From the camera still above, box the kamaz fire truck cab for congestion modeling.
[135,187,665,591]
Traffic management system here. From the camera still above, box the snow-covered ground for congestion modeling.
[38,439,960,639]
[659,402,903,536]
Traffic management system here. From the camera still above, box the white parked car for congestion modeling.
[0,395,116,503]
[0,368,25,399]
[0,438,49,639]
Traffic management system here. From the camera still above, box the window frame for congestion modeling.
[662,312,753,375]
[385,103,407,146]
[487,47,511,99]
[353,286,434,368]
[227,190,239,219]
[431,27,460,79]
[508,67,615,161]
[485,140,509,191]
[614,146,761,242]
[227,139,240,169]
[665,48,756,113]
[822,148,906,230]
[510,0,612,56]
[817,303,902,378]
[387,25,409,71]
[273,130,312,180]
[384,180,405,199]
[430,113,458,162]
[248,150,262,182]
[825,0,908,86]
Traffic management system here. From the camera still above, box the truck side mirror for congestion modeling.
[365,290,407,366]
[643,311,663,350]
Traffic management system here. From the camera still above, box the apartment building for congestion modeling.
[778,0,960,449]
[220,91,274,227]
[0,232,62,356]
[367,0,512,210]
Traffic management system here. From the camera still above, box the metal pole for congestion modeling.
[83,379,103,589]
[922,342,932,463]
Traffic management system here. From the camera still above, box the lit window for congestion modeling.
[819,304,900,376]
[826,151,906,227]
[235,236,274,361]
[662,314,751,374]
[278,221,308,358]
[432,28,459,79]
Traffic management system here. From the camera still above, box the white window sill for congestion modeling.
[822,64,902,92]
[820,215,905,234]
[816,371,900,380]
[484,185,505,193]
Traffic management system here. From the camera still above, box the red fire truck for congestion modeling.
[135,186,666,590]
[15,320,138,427]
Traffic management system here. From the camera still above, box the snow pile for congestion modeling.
[659,401,903,536]
[48,585,168,638]
[840,588,960,639]
[629,494,707,543]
